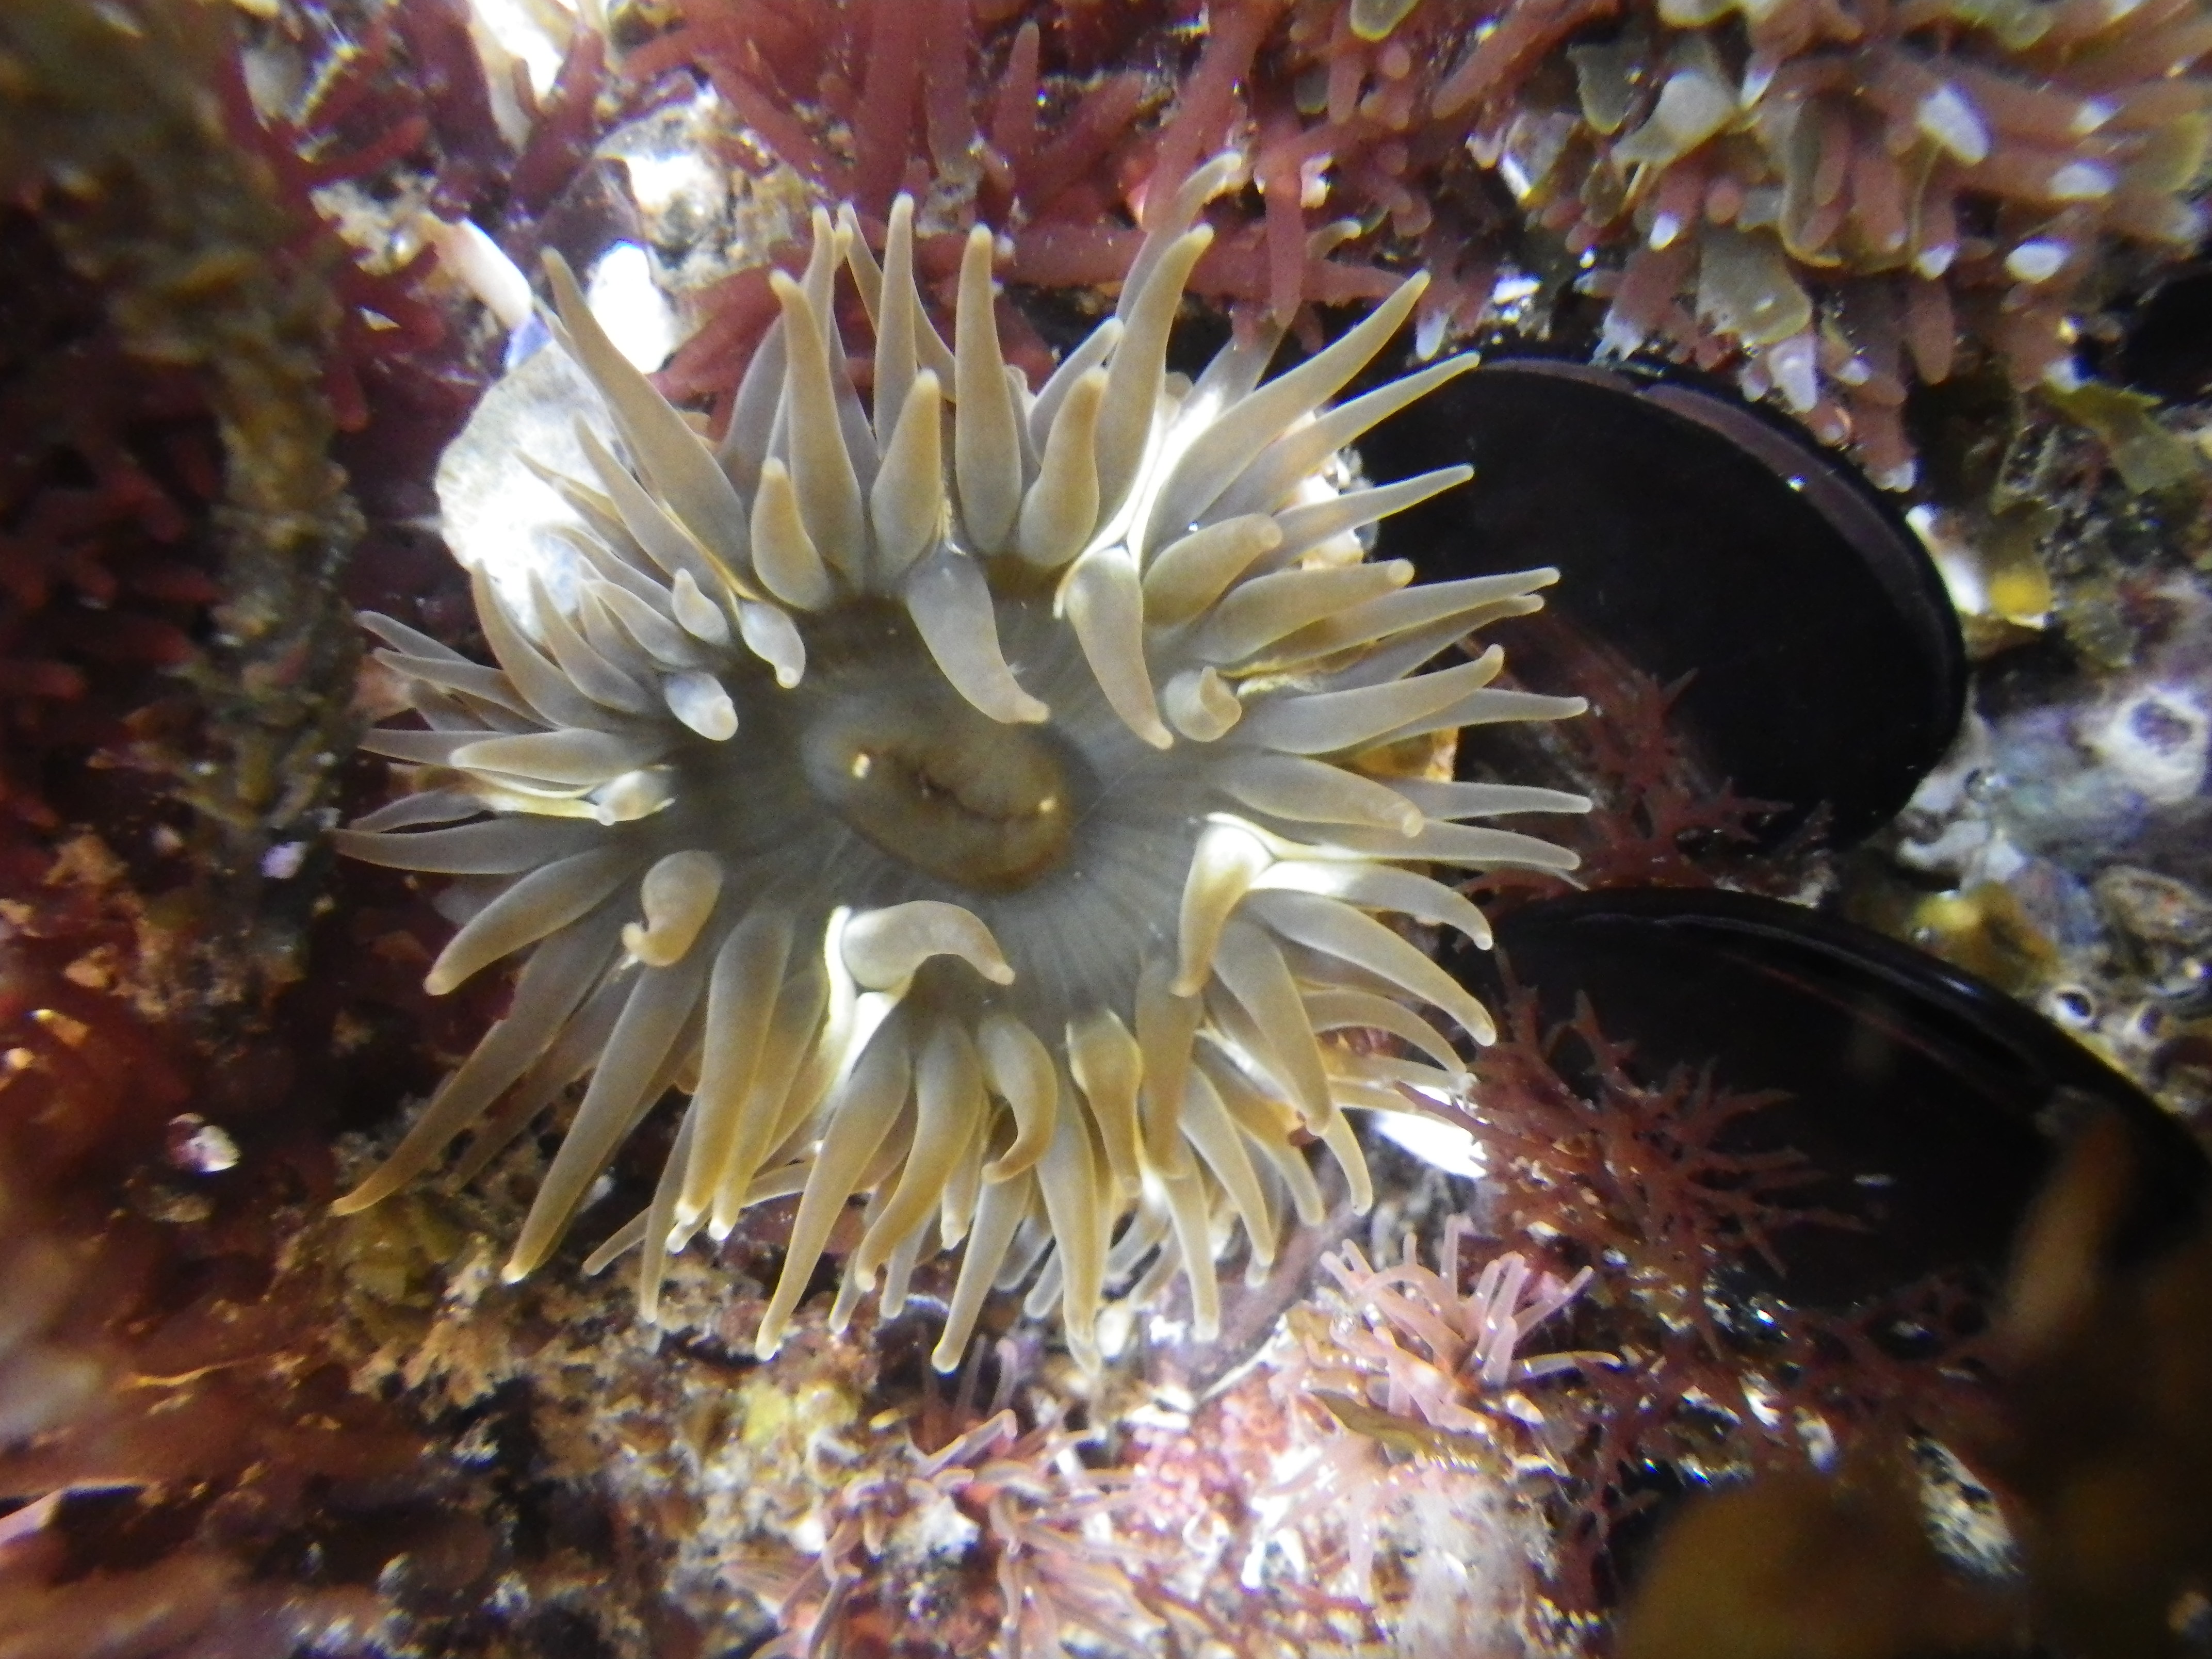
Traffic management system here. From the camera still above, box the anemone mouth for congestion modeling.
[336,155,1592,1373]
[792,605,1086,895]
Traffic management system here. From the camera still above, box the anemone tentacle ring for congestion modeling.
[337,155,1587,1370]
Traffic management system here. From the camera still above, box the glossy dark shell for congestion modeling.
[1362,360,1967,848]
[2116,262,2212,403]
[1445,888,2208,1310]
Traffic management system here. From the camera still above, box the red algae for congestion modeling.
[1466,622,1806,902]
[1618,1116,2212,1659]
[0,217,219,882]
[629,0,2209,483]
[736,1386,1161,1657]
[0,2,664,1653]
[1457,988,1989,1615]
[632,0,1410,405]
[0,2,2200,1656]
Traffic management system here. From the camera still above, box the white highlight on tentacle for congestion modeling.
[623,850,724,966]
[841,901,1016,992]
[1175,818,1277,995]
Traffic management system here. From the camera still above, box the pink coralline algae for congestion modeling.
[629,0,1411,405]
[738,1399,1160,1659]
[1279,0,2212,485]
[1317,1223,1606,1408]
[1268,1221,1605,1645]
[631,0,2209,489]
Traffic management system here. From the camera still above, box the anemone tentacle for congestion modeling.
[338,156,1589,1372]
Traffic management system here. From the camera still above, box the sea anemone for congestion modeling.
[332,153,1586,1372]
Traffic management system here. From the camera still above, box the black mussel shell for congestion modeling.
[1445,888,2208,1310]
[1361,359,1966,848]
[2114,261,2212,404]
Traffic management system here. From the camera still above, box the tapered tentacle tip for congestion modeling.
[328,1183,389,1219]
[538,251,591,334]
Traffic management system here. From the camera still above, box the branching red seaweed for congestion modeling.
[1462,988,1990,1613]
[1277,0,2212,482]
[1468,620,1801,904]
[733,1359,1163,1659]
[1273,1221,1607,1637]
